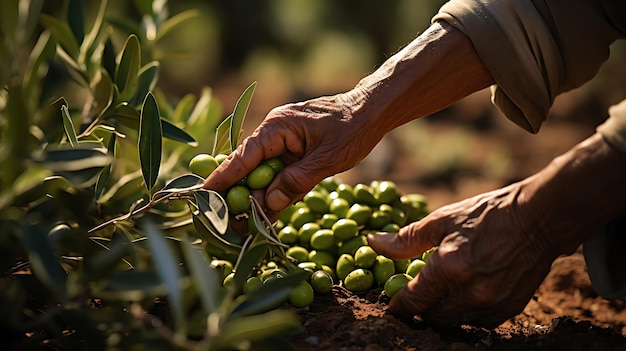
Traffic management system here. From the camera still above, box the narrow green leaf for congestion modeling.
[144,220,184,328]
[95,133,116,199]
[213,310,302,350]
[191,210,240,260]
[67,0,85,43]
[103,270,166,301]
[61,105,79,147]
[172,94,196,123]
[152,174,204,202]
[188,87,214,125]
[24,31,57,105]
[79,0,108,66]
[162,118,197,146]
[138,92,162,192]
[40,14,80,58]
[229,270,308,320]
[129,62,160,107]
[193,190,228,234]
[213,114,233,155]
[232,234,268,289]
[155,9,200,41]
[41,148,111,172]
[21,221,67,296]
[90,68,114,119]
[230,81,256,150]
[33,98,66,144]
[115,34,141,102]
[84,231,132,281]
[181,239,219,314]
[0,167,54,211]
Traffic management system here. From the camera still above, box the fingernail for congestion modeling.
[267,190,290,212]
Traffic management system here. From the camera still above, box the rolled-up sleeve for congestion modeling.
[432,0,625,134]
[597,100,626,155]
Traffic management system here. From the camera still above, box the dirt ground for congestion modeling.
[287,251,626,351]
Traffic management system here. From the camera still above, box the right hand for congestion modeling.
[204,94,383,220]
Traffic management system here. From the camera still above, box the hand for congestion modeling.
[204,94,384,220]
[368,181,560,328]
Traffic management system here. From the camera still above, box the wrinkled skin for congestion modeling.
[368,181,559,328]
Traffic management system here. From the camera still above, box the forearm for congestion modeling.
[340,21,494,134]
[522,133,626,254]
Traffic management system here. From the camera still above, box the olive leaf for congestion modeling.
[67,0,85,43]
[61,105,79,147]
[181,238,219,314]
[95,133,116,200]
[21,221,67,296]
[213,115,233,155]
[129,61,160,107]
[151,173,204,202]
[212,309,303,350]
[138,92,162,192]
[193,189,229,235]
[144,220,185,329]
[228,269,308,320]
[115,34,141,102]
[40,14,81,58]
[230,81,256,150]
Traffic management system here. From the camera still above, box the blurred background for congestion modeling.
[51,0,626,210]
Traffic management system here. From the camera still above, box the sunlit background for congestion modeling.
[48,0,626,210]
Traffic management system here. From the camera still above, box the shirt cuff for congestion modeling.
[597,99,626,156]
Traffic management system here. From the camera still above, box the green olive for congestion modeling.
[243,276,263,294]
[353,183,377,206]
[303,190,330,213]
[406,259,426,278]
[354,245,377,268]
[345,203,372,226]
[290,207,316,230]
[246,164,276,189]
[286,246,310,262]
[329,197,351,218]
[373,255,396,286]
[384,273,412,298]
[214,153,229,164]
[343,268,374,292]
[310,269,333,295]
[375,180,399,204]
[189,154,219,178]
[288,280,315,308]
[277,225,299,245]
[226,185,251,213]
[262,157,285,173]
[336,254,357,281]
[332,218,359,242]
[309,229,335,251]
[298,222,321,246]
[319,213,339,229]
[308,250,335,268]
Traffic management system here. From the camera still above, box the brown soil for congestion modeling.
[287,252,626,351]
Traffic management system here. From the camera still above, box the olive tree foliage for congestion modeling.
[0,1,305,350]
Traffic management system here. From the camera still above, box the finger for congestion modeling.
[388,267,445,322]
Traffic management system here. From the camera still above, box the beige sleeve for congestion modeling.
[432,0,625,134]
[597,100,626,155]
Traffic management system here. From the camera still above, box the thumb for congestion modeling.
[264,162,322,212]
[388,266,445,324]
[367,222,434,260]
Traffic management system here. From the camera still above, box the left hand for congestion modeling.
[368,181,560,328]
